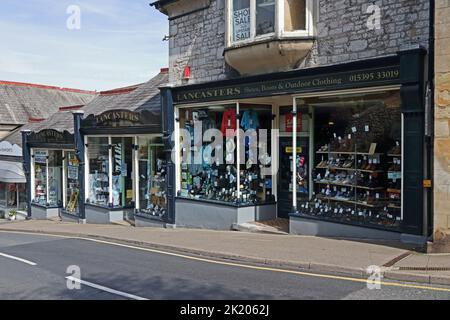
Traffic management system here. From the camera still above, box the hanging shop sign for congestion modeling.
[34,150,48,164]
[81,110,158,129]
[173,65,401,104]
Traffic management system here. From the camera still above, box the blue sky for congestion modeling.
[0,0,168,91]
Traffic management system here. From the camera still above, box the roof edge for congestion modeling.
[0,80,96,95]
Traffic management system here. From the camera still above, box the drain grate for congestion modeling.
[398,266,450,272]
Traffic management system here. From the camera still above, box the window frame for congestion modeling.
[226,0,315,47]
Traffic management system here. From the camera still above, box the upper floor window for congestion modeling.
[227,0,315,46]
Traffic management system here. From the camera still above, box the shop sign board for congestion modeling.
[28,130,73,146]
[0,141,22,157]
[81,110,159,129]
[173,66,401,104]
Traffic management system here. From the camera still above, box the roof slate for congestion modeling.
[0,81,96,125]
[2,71,168,147]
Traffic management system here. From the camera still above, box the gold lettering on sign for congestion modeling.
[95,111,140,124]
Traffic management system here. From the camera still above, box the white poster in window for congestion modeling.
[233,8,250,41]
[68,165,78,180]
[34,150,48,164]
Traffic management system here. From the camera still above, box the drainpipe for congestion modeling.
[426,0,435,239]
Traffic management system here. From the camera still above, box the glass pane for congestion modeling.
[256,0,275,36]
[239,105,274,205]
[297,91,403,230]
[232,0,251,41]
[284,0,306,31]
[33,150,48,205]
[111,137,133,208]
[18,184,26,210]
[87,137,109,206]
[65,151,80,213]
[179,104,239,203]
[138,136,167,217]
[6,183,17,207]
[0,182,6,206]
[47,150,62,207]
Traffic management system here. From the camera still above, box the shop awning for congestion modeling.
[0,160,25,183]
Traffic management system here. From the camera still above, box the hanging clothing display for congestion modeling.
[221,108,237,136]
[240,110,260,131]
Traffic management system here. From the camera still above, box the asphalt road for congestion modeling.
[0,231,449,300]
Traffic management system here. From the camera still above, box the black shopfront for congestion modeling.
[75,109,168,226]
[22,129,77,220]
[160,48,431,243]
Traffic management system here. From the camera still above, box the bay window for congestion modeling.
[227,0,314,46]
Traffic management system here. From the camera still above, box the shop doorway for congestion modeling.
[111,137,134,210]
[278,136,310,218]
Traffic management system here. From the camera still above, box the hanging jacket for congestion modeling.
[221,108,237,136]
[241,110,260,131]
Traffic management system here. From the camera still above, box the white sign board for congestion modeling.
[0,141,22,157]
[233,8,250,41]
[34,150,48,164]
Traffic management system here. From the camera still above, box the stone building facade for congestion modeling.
[166,0,430,85]
[433,0,450,250]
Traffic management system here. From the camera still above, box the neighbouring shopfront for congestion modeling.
[160,49,430,243]
[78,110,167,225]
[24,129,77,220]
[0,141,27,216]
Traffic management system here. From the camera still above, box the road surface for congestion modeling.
[0,231,449,300]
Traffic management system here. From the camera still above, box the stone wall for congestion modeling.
[166,0,430,85]
[433,0,450,247]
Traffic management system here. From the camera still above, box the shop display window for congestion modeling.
[178,104,274,206]
[65,151,80,213]
[294,90,403,230]
[33,150,62,207]
[0,182,6,207]
[87,137,109,206]
[0,182,25,209]
[239,105,274,205]
[18,184,26,210]
[6,183,17,208]
[138,136,167,218]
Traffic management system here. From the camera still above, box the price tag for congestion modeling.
[365,125,370,132]
[339,208,344,214]
[352,127,357,133]
[376,193,380,199]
